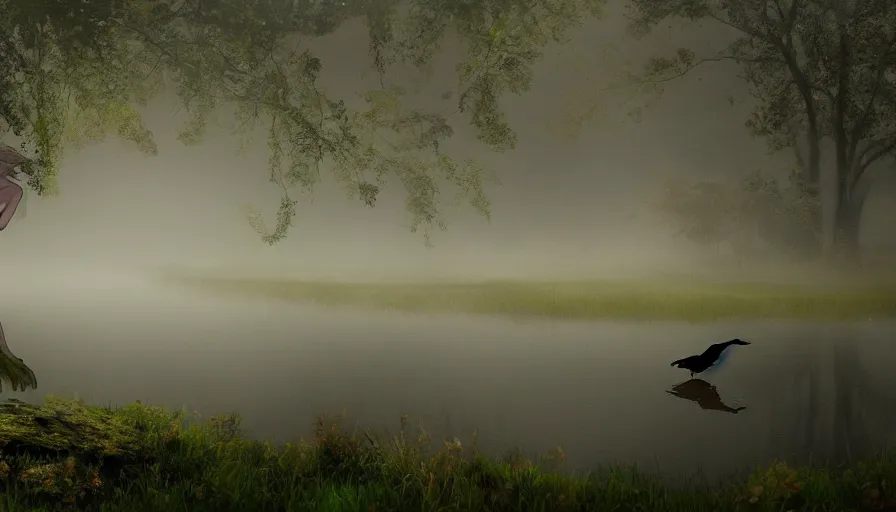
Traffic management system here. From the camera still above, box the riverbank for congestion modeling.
[163,276,896,322]
[0,397,892,511]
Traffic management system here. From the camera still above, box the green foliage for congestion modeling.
[3,397,896,510]
[0,0,603,244]
[0,0,161,195]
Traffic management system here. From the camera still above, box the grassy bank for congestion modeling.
[1,397,894,511]
[164,276,896,322]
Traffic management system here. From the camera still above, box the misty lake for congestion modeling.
[2,272,895,480]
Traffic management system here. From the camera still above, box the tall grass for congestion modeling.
[1,397,894,511]
[164,276,896,321]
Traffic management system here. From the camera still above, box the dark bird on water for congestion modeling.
[671,339,750,377]
[666,379,746,414]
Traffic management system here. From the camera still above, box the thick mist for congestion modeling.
[3,12,892,285]
[1,0,895,487]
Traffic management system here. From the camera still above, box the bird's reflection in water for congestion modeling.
[667,379,746,414]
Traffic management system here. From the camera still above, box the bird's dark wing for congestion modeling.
[699,342,731,361]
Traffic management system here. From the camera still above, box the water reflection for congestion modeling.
[1,280,894,476]
[667,379,747,414]
[765,328,896,465]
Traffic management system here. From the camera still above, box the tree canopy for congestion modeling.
[0,0,603,244]
[626,0,896,255]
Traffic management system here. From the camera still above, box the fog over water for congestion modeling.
[3,275,896,477]
[1,1,895,479]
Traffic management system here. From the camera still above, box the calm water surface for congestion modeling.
[2,273,894,479]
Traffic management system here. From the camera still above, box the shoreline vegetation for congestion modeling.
[1,397,894,511]
[162,275,896,322]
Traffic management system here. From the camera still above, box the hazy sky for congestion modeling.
[2,3,894,281]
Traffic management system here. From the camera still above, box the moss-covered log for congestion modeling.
[0,396,181,506]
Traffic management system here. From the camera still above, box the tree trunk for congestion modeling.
[0,397,171,507]
[833,169,871,262]
[834,216,861,261]
[790,123,824,255]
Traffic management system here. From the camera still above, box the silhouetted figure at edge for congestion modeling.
[0,144,37,392]
[671,339,750,378]
[667,379,746,414]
